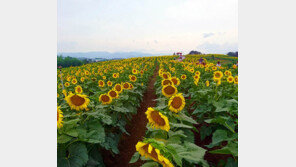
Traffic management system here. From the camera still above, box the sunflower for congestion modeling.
[57,106,63,129]
[98,80,105,87]
[64,82,70,87]
[205,80,210,87]
[129,83,134,89]
[234,76,238,84]
[136,141,174,167]
[194,79,199,86]
[85,70,90,75]
[114,84,123,93]
[80,77,85,82]
[161,79,173,86]
[213,71,223,80]
[65,93,90,111]
[122,82,130,89]
[168,93,185,113]
[170,77,180,86]
[57,93,60,98]
[107,81,113,87]
[158,69,163,76]
[180,74,186,80]
[75,85,83,94]
[103,76,106,80]
[62,89,67,97]
[112,73,119,78]
[162,72,171,79]
[58,84,63,89]
[193,74,200,80]
[99,93,112,105]
[132,68,138,74]
[215,79,221,86]
[130,75,137,82]
[108,90,119,99]
[67,76,71,82]
[233,64,237,69]
[195,71,201,76]
[162,85,178,98]
[224,70,232,76]
[145,107,170,132]
[227,76,234,83]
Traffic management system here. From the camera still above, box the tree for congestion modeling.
[188,50,202,55]
[57,55,83,68]
[227,52,238,57]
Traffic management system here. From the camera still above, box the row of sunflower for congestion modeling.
[130,55,238,167]
[57,57,158,166]
[129,58,210,167]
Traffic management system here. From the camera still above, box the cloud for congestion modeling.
[197,42,238,54]
[203,33,215,38]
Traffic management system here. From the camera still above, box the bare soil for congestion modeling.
[103,66,159,167]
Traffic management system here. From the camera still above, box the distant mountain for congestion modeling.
[57,51,158,59]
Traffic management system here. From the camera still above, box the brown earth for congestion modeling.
[103,65,159,167]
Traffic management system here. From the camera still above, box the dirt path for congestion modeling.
[103,65,159,167]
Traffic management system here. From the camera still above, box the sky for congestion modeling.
[58,0,238,55]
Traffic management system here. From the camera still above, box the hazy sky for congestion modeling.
[58,0,238,54]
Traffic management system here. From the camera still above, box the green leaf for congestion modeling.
[141,162,159,167]
[206,129,228,148]
[209,141,238,157]
[225,157,238,167]
[57,143,89,167]
[57,134,73,144]
[200,125,212,141]
[177,142,206,164]
[178,113,197,124]
[166,144,184,166]
[129,152,140,164]
[86,147,105,167]
[78,120,105,144]
[112,106,130,113]
[170,123,193,129]
[65,129,78,137]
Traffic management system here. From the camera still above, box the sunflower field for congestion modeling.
[57,54,238,167]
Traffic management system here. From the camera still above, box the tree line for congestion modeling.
[57,55,95,68]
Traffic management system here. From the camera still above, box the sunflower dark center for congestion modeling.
[163,74,168,79]
[163,80,172,85]
[142,144,159,160]
[171,78,177,85]
[115,85,121,91]
[215,73,221,78]
[151,111,165,126]
[101,95,110,102]
[70,95,85,106]
[109,91,117,97]
[164,86,175,95]
[57,111,59,121]
[172,97,182,109]
[124,83,129,88]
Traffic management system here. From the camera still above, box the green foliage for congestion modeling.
[57,56,83,68]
